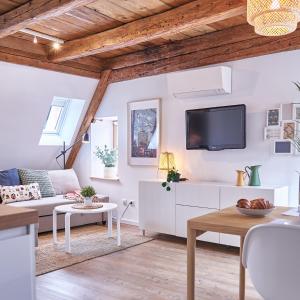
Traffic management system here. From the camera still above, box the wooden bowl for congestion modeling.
[236,207,274,217]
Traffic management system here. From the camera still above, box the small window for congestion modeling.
[43,98,69,134]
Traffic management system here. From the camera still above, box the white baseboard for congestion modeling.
[112,217,138,227]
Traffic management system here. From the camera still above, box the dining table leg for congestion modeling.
[187,225,197,300]
[239,236,245,300]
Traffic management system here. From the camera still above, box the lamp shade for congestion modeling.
[82,132,90,144]
[247,0,300,36]
[159,152,176,171]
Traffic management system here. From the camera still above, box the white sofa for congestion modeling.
[9,169,108,233]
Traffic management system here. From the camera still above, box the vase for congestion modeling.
[103,166,116,179]
[84,197,92,206]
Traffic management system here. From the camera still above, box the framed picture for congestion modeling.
[273,140,293,155]
[128,99,160,166]
[282,120,296,140]
[292,103,300,121]
[267,108,281,126]
[264,126,282,140]
[280,103,293,120]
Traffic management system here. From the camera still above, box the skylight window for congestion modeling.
[39,97,85,146]
[43,98,69,134]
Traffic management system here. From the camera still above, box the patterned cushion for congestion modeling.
[0,183,41,204]
[18,169,56,198]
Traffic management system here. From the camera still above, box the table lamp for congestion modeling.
[159,152,176,172]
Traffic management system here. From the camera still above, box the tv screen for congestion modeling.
[186,104,246,150]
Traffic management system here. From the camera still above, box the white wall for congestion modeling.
[0,61,98,170]
[74,49,300,224]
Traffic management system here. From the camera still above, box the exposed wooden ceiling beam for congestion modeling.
[109,26,300,83]
[104,24,256,70]
[66,69,112,168]
[49,0,246,62]
[0,0,94,39]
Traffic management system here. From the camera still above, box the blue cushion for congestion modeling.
[0,168,21,186]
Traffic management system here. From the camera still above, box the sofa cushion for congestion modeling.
[9,195,75,217]
[0,183,41,204]
[19,169,56,198]
[48,169,81,195]
[0,168,21,186]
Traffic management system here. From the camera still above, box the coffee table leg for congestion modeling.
[65,212,71,253]
[117,211,121,246]
[53,209,57,244]
[107,210,112,238]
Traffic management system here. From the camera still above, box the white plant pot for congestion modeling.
[84,197,93,206]
[104,166,116,179]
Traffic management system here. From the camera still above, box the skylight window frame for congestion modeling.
[43,98,70,135]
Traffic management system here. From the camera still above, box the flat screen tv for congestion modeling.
[186,104,246,151]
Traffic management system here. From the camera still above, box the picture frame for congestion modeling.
[128,98,160,166]
[292,103,300,121]
[264,126,282,140]
[273,140,293,155]
[281,120,296,140]
[266,108,281,127]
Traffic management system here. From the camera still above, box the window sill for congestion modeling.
[90,176,120,181]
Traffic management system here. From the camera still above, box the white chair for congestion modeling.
[242,223,300,300]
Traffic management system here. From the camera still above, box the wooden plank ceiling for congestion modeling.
[0,0,299,81]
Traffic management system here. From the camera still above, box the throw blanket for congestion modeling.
[64,191,106,203]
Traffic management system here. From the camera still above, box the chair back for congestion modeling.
[242,223,300,300]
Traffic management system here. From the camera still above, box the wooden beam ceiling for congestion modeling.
[66,69,112,168]
[109,25,300,83]
[49,0,246,62]
[0,0,94,38]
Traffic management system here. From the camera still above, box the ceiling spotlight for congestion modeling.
[33,36,38,44]
[52,42,60,50]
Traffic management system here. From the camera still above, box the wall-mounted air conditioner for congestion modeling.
[167,66,232,98]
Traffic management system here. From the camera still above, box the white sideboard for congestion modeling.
[139,180,289,247]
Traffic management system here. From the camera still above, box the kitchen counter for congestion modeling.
[0,204,38,230]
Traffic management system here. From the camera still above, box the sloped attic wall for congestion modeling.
[0,61,98,170]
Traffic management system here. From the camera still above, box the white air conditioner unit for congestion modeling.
[167,66,232,98]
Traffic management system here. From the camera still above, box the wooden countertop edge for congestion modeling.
[0,205,38,231]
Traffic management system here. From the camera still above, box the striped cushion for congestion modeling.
[18,169,56,198]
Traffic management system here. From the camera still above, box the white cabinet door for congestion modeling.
[139,181,176,235]
[176,205,219,243]
[176,183,219,209]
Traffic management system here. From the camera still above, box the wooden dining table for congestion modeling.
[187,206,298,300]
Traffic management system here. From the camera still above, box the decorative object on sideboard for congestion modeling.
[94,145,117,179]
[56,132,90,169]
[159,152,176,172]
[128,98,160,166]
[236,170,247,186]
[247,0,300,36]
[245,165,261,186]
[161,169,181,192]
[80,186,96,206]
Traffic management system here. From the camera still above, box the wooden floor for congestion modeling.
[36,224,262,300]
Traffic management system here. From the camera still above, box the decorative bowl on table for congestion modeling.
[236,198,274,217]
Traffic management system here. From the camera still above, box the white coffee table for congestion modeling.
[53,203,120,253]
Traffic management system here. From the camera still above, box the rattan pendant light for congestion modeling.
[247,0,300,36]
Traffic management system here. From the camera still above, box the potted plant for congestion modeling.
[95,145,117,178]
[162,168,181,191]
[81,186,96,206]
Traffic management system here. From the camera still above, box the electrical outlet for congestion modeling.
[122,198,128,206]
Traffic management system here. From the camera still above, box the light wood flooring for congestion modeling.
[36,224,262,300]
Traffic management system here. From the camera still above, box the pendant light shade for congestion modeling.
[247,0,300,36]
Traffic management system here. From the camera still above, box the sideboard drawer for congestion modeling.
[176,183,219,209]
[176,205,219,244]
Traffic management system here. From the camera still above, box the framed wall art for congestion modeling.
[128,99,160,166]
[292,103,300,121]
[266,108,281,126]
[282,120,296,140]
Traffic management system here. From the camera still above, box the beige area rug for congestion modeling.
[36,230,153,276]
